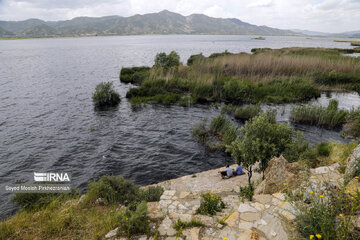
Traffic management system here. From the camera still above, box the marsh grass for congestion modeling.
[222,104,277,122]
[290,100,349,129]
[125,48,360,106]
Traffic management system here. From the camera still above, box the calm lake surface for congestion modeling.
[1,35,360,218]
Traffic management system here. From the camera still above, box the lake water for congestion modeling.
[0,35,359,218]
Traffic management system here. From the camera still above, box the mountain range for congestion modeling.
[0,10,297,38]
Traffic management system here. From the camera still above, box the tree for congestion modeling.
[154,51,180,68]
[226,113,296,186]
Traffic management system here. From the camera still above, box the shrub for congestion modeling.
[154,51,180,69]
[196,191,225,216]
[208,50,232,58]
[140,186,164,202]
[117,201,149,237]
[92,82,121,107]
[342,108,360,139]
[86,175,140,205]
[222,124,238,146]
[239,184,254,201]
[299,147,319,168]
[187,53,205,66]
[282,132,309,162]
[317,142,331,157]
[120,67,150,84]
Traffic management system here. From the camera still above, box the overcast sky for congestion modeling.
[0,0,359,33]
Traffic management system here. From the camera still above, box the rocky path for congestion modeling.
[130,165,295,240]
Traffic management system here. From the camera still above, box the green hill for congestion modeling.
[0,10,297,38]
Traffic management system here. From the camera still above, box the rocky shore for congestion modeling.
[103,144,360,240]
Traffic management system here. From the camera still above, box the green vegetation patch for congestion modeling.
[192,115,238,152]
[196,191,225,216]
[222,104,277,122]
[342,108,360,139]
[120,66,150,84]
[2,175,164,240]
[290,99,349,129]
[92,82,120,107]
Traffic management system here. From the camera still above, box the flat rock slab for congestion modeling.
[149,164,261,194]
[240,212,262,222]
[158,216,176,236]
[182,227,200,240]
[253,194,273,204]
[238,203,258,213]
[253,213,288,240]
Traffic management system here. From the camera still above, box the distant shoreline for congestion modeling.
[0,34,343,41]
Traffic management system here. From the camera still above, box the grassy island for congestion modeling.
[122,47,360,107]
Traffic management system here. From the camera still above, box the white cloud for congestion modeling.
[248,0,274,8]
[0,0,359,33]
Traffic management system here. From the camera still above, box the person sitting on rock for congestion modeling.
[219,164,234,179]
[235,163,244,176]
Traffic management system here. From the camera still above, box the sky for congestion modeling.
[0,0,359,33]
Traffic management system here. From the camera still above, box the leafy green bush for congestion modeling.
[222,124,238,146]
[85,176,164,206]
[187,53,205,66]
[299,147,320,168]
[196,191,225,216]
[208,50,233,58]
[342,108,360,139]
[120,67,150,84]
[282,132,309,163]
[154,51,180,69]
[92,82,121,107]
[140,186,164,202]
[317,142,331,157]
[239,184,254,201]
[86,175,140,205]
[117,201,149,237]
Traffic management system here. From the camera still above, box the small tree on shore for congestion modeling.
[226,113,298,186]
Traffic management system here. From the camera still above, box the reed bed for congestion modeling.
[290,100,350,129]
[192,53,360,79]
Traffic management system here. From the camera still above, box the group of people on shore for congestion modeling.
[219,163,244,179]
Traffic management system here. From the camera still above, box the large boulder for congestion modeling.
[345,144,360,178]
[255,155,307,194]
